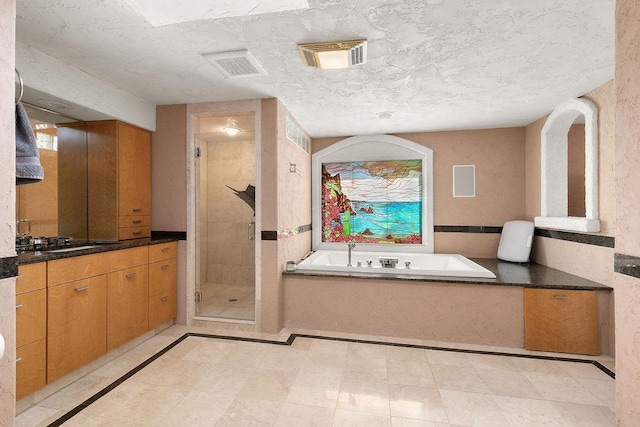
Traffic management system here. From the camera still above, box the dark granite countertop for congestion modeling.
[17,234,181,265]
[284,258,612,291]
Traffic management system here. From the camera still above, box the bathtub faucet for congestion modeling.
[347,242,356,266]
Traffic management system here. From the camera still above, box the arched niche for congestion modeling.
[535,98,600,232]
[312,134,434,253]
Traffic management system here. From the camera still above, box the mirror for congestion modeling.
[568,117,585,217]
[15,103,88,240]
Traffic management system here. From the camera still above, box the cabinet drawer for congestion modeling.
[16,338,46,400]
[119,215,150,228]
[48,275,107,383]
[107,265,149,351]
[149,241,177,263]
[118,226,151,240]
[524,289,597,355]
[17,263,46,294]
[16,288,47,347]
[149,258,177,296]
[149,288,177,330]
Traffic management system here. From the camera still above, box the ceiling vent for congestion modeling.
[202,50,267,78]
[298,40,367,69]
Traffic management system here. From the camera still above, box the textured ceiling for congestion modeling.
[15,0,614,137]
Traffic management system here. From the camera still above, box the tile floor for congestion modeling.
[196,283,255,320]
[16,325,615,426]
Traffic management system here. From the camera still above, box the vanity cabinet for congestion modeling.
[107,264,149,351]
[524,288,598,355]
[16,263,47,399]
[148,242,178,329]
[87,120,151,241]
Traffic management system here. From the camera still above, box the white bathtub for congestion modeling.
[296,250,496,279]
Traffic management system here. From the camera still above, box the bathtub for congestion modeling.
[295,250,496,279]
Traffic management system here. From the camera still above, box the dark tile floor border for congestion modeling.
[46,331,615,426]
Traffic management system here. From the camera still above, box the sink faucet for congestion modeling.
[347,242,356,266]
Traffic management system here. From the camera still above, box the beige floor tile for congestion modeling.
[391,418,444,426]
[556,361,615,381]
[509,356,571,376]
[333,409,391,426]
[475,368,543,399]
[575,377,616,408]
[286,383,340,408]
[424,349,474,367]
[258,346,309,373]
[155,390,234,426]
[37,374,113,410]
[386,346,429,362]
[82,381,189,424]
[309,338,350,354]
[387,359,437,387]
[215,396,283,426]
[192,362,255,395]
[237,368,297,401]
[344,355,388,381]
[439,389,509,426]
[492,395,569,426]
[551,401,615,426]
[302,352,347,378]
[525,371,604,406]
[180,338,236,363]
[388,384,448,423]
[15,405,60,427]
[274,403,335,427]
[129,357,208,389]
[337,377,390,415]
[348,342,389,358]
[431,364,490,394]
[467,353,519,371]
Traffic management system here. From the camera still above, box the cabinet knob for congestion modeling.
[74,285,90,292]
[160,295,169,302]
[16,357,23,363]
[132,220,142,224]
[161,247,169,252]
[554,294,568,299]
[15,303,23,309]
[132,208,142,213]
[125,273,137,279]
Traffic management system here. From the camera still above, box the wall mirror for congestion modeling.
[15,103,88,240]
[535,98,600,232]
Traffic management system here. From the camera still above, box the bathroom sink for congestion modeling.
[47,245,100,253]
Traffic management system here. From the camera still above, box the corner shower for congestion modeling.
[195,112,256,321]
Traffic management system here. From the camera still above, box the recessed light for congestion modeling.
[223,126,241,136]
[37,99,72,110]
[376,111,394,120]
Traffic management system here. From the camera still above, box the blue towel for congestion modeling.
[15,102,44,185]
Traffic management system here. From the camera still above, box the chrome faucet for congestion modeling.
[347,242,356,266]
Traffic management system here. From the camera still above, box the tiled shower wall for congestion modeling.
[203,140,256,287]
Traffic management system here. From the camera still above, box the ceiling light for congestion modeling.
[376,111,394,120]
[298,40,367,69]
[223,126,241,136]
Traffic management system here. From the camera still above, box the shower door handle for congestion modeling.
[248,221,256,241]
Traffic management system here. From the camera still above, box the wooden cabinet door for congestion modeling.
[118,123,150,216]
[17,262,46,294]
[524,289,598,355]
[149,258,177,296]
[149,287,177,330]
[47,275,107,383]
[16,289,46,347]
[16,338,46,400]
[107,265,149,351]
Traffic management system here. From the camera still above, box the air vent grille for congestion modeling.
[298,40,367,69]
[202,50,267,78]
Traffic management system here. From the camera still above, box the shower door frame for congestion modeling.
[186,101,262,327]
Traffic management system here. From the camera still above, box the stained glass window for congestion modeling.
[321,160,423,244]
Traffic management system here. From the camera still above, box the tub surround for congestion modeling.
[535,228,614,248]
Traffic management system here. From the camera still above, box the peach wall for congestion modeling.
[152,104,187,231]
[525,81,615,287]
[615,0,640,423]
[284,276,525,347]
[314,128,526,258]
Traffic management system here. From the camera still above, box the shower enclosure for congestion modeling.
[195,113,256,321]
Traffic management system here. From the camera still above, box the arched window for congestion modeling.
[312,134,434,253]
[535,98,600,232]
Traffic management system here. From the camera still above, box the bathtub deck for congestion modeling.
[285,257,611,291]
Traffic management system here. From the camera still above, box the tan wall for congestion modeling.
[615,0,640,423]
[0,0,17,422]
[284,276,525,347]
[152,104,187,231]
[314,128,526,258]
[524,81,615,287]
